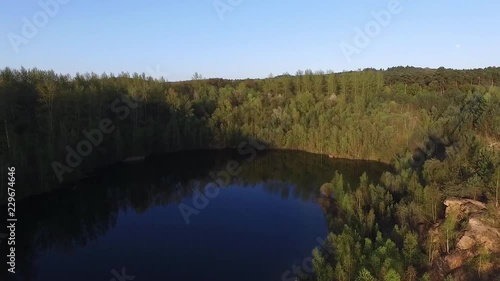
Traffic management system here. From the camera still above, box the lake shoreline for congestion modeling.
[1,148,392,205]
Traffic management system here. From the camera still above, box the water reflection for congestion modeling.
[12,150,388,281]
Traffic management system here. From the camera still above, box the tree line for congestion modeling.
[1,66,500,199]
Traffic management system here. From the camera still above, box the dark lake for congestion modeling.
[10,149,388,281]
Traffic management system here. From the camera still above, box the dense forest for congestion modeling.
[1,66,500,280]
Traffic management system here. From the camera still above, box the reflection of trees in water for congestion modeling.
[14,150,389,280]
[241,150,389,202]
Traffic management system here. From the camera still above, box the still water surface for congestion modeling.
[13,150,387,281]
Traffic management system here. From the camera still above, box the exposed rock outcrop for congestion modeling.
[430,198,500,281]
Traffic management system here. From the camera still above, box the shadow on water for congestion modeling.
[9,149,388,281]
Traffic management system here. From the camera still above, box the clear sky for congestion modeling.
[1,0,500,81]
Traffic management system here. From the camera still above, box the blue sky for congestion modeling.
[1,0,500,81]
